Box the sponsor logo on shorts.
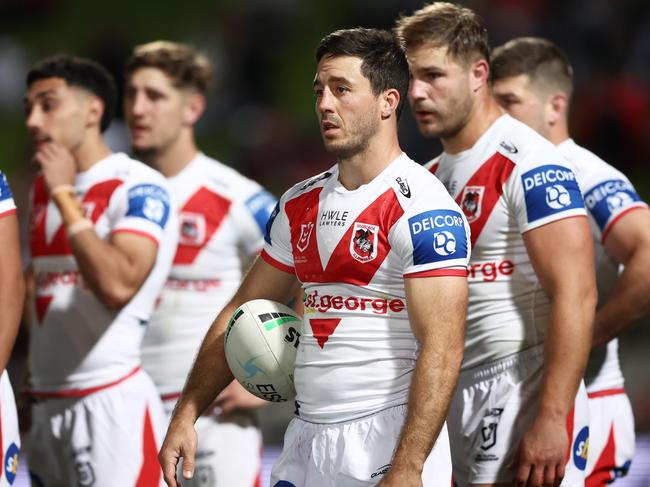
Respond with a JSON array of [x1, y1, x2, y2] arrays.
[[460, 186, 484, 222], [409, 209, 468, 265], [350, 222, 379, 263], [370, 463, 391, 479], [192, 464, 216, 486], [521, 165, 583, 223], [573, 426, 589, 471], [75, 460, 96, 486], [480, 408, 504, 451], [304, 290, 405, 315], [4, 442, 19, 484]]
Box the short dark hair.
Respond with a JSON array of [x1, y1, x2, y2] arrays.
[[124, 41, 213, 94], [27, 55, 117, 132], [394, 2, 489, 65], [491, 37, 573, 97], [315, 28, 409, 119]]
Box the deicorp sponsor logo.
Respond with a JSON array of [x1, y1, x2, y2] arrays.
[[521, 165, 583, 223], [304, 290, 405, 315], [409, 209, 468, 264], [584, 179, 642, 231], [4, 442, 19, 484]]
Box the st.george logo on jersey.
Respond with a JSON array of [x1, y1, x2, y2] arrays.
[[179, 212, 206, 246], [460, 186, 484, 222], [350, 222, 379, 263], [297, 222, 314, 252], [521, 164, 583, 223]]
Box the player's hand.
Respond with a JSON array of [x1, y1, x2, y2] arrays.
[[514, 412, 568, 487], [376, 466, 423, 487], [33, 142, 76, 193], [158, 417, 198, 487], [214, 379, 268, 417]]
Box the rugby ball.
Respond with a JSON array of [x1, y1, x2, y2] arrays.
[[224, 299, 301, 402]]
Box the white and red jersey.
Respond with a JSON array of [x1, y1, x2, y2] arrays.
[[263, 153, 470, 423], [558, 138, 648, 394], [141, 153, 277, 396], [28, 152, 178, 392], [0, 171, 16, 218], [426, 115, 587, 369]]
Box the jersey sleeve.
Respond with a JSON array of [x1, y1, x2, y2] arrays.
[[110, 181, 173, 245], [390, 189, 470, 278], [583, 175, 648, 241], [0, 171, 17, 218], [232, 186, 278, 255], [507, 150, 587, 233], [260, 193, 295, 274]]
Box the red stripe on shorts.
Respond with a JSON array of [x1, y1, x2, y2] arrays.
[[586, 424, 617, 487], [135, 405, 161, 487], [29, 367, 140, 399], [587, 387, 625, 399]]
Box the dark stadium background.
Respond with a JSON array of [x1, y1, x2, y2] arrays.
[[0, 0, 648, 484]]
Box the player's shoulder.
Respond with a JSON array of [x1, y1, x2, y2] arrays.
[[493, 115, 562, 167], [108, 153, 169, 188], [557, 139, 627, 189], [282, 166, 336, 203], [193, 153, 267, 200]]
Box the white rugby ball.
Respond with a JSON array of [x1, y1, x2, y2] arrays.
[[224, 299, 301, 402]]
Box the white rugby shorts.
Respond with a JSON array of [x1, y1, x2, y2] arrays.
[[27, 368, 165, 487], [161, 396, 263, 487], [585, 388, 634, 486], [447, 345, 590, 486], [0, 370, 20, 486], [271, 404, 452, 487]]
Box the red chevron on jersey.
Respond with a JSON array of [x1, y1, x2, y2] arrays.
[[35, 296, 53, 325], [173, 187, 231, 265], [454, 153, 515, 247], [428, 161, 440, 175], [309, 318, 341, 349], [285, 188, 404, 286], [30, 177, 124, 257]]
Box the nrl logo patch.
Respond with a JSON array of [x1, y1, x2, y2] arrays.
[[350, 222, 379, 263], [296, 222, 314, 252], [460, 186, 484, 223]]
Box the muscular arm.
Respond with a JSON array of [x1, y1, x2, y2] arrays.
[[0, 213, 24, 371], [518, 216, 597, 484], [379, 275, 467, 485], [593, 209, 650, 347], [160, 257, 300, 486]]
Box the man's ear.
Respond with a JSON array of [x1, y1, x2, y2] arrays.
[[87, 95, 105, 130], [470, 58, 490, 92], [183, 92, 206, 126], [547, 91, 568, 127], [381, 88, 400, 120]]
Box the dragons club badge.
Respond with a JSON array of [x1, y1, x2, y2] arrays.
[[350, 222, 379, 263], [460, 186, 484, 222]]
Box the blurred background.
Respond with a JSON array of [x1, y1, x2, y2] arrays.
[[1, 0, 649, 483]]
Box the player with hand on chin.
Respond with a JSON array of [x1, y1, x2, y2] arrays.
[[24, 55, 177, 486], [159, 28, 470, 487], [396, 3, 597, 486], [124, 41, 276, 487], [491, 36, 650, 485]]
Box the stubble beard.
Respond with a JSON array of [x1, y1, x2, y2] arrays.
[[323, 108, 380, 160]]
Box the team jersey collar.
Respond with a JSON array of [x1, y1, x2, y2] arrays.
[[167, 152, 203, 184], [441, 114, 510, 165], [331, 152, 409, 195], [75, 152, 121, 186], [557, 138, 576, 151]]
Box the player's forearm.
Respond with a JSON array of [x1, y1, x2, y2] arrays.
[[391, 338, 463, 473], [51, 191, 144, 308], [539, 287, 595, 417], [0, 269, 24, 371], [593, 247, 650, 347], [172, 303, 238, 424]]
